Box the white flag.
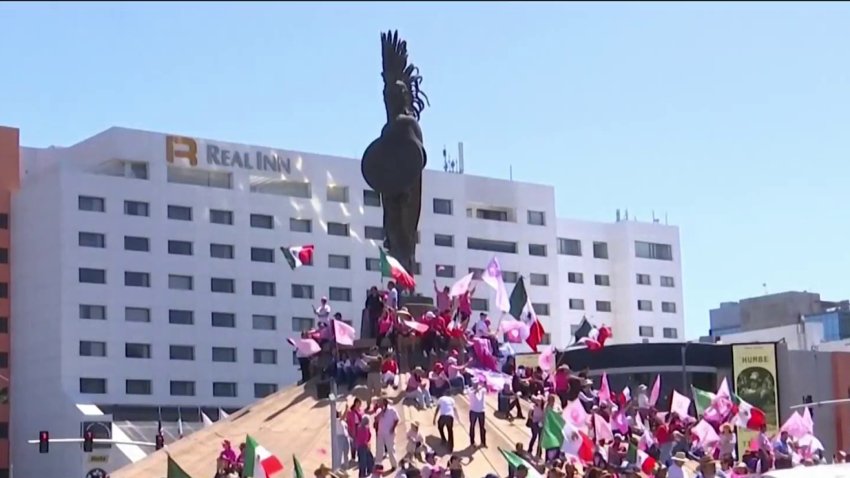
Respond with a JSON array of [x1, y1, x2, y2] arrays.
[[201, 411, 214, 427], [482, 257, 510, 312], [449, 272, 475, 298], [219, 408, 230, 420]]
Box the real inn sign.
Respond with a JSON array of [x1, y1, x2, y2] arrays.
[[166, 135, 292, 174]]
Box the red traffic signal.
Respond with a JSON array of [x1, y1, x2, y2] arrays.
[[155, 433, 164, 450], [39, 430, 49, 453], [83, 430, 94, 452]]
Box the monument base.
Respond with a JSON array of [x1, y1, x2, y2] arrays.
[[400, 294, 434, 318]]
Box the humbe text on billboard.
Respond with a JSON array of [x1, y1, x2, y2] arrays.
[[166, 135, 292, 174]]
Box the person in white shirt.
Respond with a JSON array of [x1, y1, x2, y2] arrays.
[[376, 398, 399, 471], [433, 395, 460, 452], [637, 384, 650, 410], [387, 281, 399, 310], [466, 380, 487, 447], [314, 297, 332, 326], [668, 452, 690, 478]]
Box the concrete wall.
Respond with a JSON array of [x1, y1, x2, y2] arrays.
[[740, 291, 824, 331]]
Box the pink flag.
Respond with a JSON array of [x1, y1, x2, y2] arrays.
[[563, 400, 589, 432], [611, 410, 629, 434], [403, 320, 429, 333], [481, 257, 510, 312], [499, 318, 530, 343], [333, 320, 356, 346], [692, 419, 720, 448], [598, 373, 611, 403], [649, 375, 661, 406], [593, 413, 614, 444], [717, 377, 731, 398], [670, 390, 692, 418], [802, 407, 814, 435], [622, 386, 631, 402], [781, 412, 808, 440], [449, 272, 475, 298], [539, 346, 556, 371]]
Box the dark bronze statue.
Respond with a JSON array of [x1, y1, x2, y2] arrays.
[[362, 30, 429, 285]]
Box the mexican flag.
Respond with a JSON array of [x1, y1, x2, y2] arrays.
[[627, 443, 657, 474], [293, 455, 305, 478], [541, 408, 566, 450], [244, 435, 284, 477], [732, 392, 766, 430], [692, 387, 716, 417], [167, 455, 193, 478], [508, 277, 545, 352], [379, 248, 415, 290], [281, 245, 314, 270], [499, 448, 543, 478]]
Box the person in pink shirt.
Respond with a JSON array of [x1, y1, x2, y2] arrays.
[[346, 398, 364, 461], [457, 285, 476, 327], [433, 280, 453, 313], [553, 365, 571, 407], [355, 415, 375, 478]]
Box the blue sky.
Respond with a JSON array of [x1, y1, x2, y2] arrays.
[[2, 2, 848, 338]]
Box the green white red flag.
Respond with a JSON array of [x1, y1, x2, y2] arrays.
[[244, 435, 284, 477], [281, 245, 314, 270], [732, 392, 766, 430], [379, 248, 415, 290]]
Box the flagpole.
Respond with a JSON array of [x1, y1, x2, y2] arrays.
[[329, 318, 341, 471]]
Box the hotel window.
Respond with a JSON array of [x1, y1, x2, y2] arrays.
[[169, 345, 195, 361], [635, 241, 673, 261], [433, 198, 453, 215], [593, 242, 609, 259], [125, 271, 150, 287], [125, 343, 152, 359], [252, 315, 277, 330], [502, 271, 519, 283], [434, 234, 454, 247], [124, 236, 150, 252], [212, 312, 236, 328], [594, 274, 610, 286], [169, 309, 194, 325], [637, 300, 653, 311], [213, 382, 238, 397], [210, 243, 234, 259], [568, 299, 585, 310], [211, 278, 235, 293], [210, 209, 233, 225], [557, 238, 581, 256], [0, 213, 7, 229], [79, 341, 107, 357], [255, 383, 278, 398], [528, 244, 547, 257], [596, 301, 612, 312], [468, 268, 484, 280], [541, 333, 552, 345], [532, 303, 550, 316], [662, 302, 677, 313], [292, 317, 314, 332], [363, 190, 381, 207], [529, 273, 548, 286], [254, 349, 277, 364], [660, 276, 676, 288], [252, 281, 276, 297], [124, 200, 149, 217], [290, 218, 312, 233], [636, 274, 651, 285], [328, 254, 351, 270], [80, 378, 107, 394], [567, 272, 584, 284], [170, 381, 195, 397], [436, 265, 455, 278], [125, 307, 150, 323], [78, 196, 105, 212], [327, 222, 350, 237], [365, 258, 381, 271], [250, 213, 274, 229], [251, 247, 275, 263], [467, 237, 517, 254], [212, 347, 237, 363], [78, 232, 105, 248], [527, 210, 546, 226], [79, 268, 106, 284], [80, 304, 106, 320], [364, 226, 384, 240], [126, 379, 152, 395], [0, 283, 5, 299], [327, 185, 349, 203], [663, 327, 679, 339], [168, 240, 193, 256], [329, 287, 352, 302], [167, 205, 193, 221], [639, 326, 654, 338], [168, 274, 193, 291], [0, 317, 7, 333], [470, 298, 489, 311], [292, 284, 314, 299]]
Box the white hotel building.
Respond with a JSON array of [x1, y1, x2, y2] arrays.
[[3, 126, 683, 476]]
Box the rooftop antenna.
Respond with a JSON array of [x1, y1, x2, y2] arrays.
[[624, 209, 629, 221], [457, 142, 465, 174], [442, 145, 448, 172], [763, 283, 768, 295], [509, 165, 513, 181], [665, 212, 668, 225], [652, 210, 659, 223], [616, 209, 621, 222]]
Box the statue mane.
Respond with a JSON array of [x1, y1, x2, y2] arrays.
[[381, 30, 429, 121]]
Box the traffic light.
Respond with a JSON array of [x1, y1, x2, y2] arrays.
[[155, 433, 164, 450], [83, 430, 94, 452], [38, 430, 49, 453]]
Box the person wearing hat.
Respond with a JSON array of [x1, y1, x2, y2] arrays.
[[717, 424, 735, 461], [729, 462, 748, 478], [315, 464, 341, 478], [637, 384, 650, 410], [695, 455, 722, 478], [668, 452, 690, 478], [313, 296, 332, 327]]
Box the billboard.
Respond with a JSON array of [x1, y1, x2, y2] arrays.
[[732, 343, 779, 456]]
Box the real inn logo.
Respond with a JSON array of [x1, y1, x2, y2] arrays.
[[165, 135, 292, 173]]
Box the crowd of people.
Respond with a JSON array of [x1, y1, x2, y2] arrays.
[[283, 281, 847, 478]]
